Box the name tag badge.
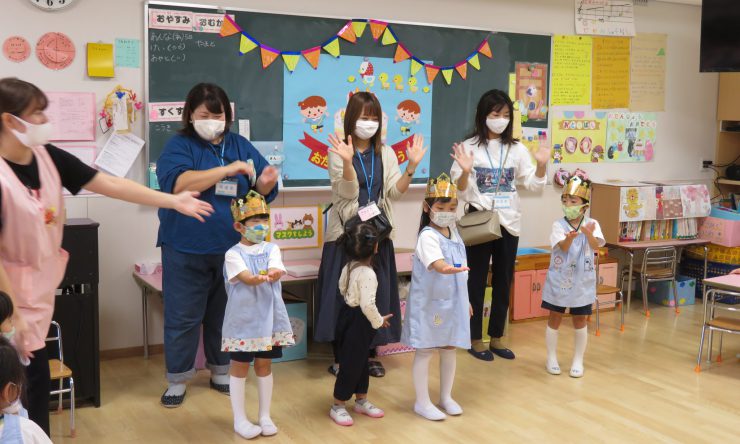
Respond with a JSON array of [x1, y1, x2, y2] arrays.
[[215, 179, 238, 197], [358, 202, 381, 221], [492, 194, 512, 210]]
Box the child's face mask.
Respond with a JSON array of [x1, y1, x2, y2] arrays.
[[562, 204, 586, 220], [242, 224, 268, 243]]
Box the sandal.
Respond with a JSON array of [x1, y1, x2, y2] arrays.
[[368, 360, 385, 378], [160, 388, 186, 408]]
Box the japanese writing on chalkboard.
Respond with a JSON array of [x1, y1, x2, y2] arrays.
[[149, 102, 236, 123], [149, 9, 234, 33]]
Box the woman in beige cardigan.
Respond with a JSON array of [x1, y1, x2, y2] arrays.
[[315, 92, 426, 377]]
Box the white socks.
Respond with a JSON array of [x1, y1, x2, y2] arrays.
[[412, 349, 445, 421], [165, 383, 186, 397], [571, 327, 588, 378], [545, 326, 561, 375], [257, 374, 277, 436], [229, 376, 261, 439], [438, 349, 462, 416]]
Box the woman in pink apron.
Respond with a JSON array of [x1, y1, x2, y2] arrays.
[[0, 77, 213, 436]]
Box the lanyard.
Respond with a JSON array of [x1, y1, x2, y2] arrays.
[[484, 142, 505, 184], [356, 148, 375, 203], [208, 138, 227, 167], [566, 216, 584, 232]]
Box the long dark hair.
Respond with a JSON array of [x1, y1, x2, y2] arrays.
[[0, 78, 48, 132], [418, 197, 453, 233], [466, 89, 518, 147], [339, 222, 378, 262], [343, 92, 383, 155], [0, 336, 25, 405], [0, 291, 12, 323], [179, 83, 232, 139]]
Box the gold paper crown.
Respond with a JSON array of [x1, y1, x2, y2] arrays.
[[231, 190, 269, 222], [562, 176, 591, 202], [425, 173, 457, 199]]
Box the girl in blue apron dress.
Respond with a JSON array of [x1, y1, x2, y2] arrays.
[[0, 337, 51, 443], [541, 177, 604, 378], [401, 174, 472, 421], [222, 191, 294, 439]]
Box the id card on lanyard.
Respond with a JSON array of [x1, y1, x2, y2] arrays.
[[484, 143, 512, 210], [356, 149, 381, 220], [211, 139, 238, 197]]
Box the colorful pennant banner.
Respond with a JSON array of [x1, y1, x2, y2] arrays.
[[219, 15, 493, 86]]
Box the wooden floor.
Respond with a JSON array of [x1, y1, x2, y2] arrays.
[[49, 303, 739, 443]]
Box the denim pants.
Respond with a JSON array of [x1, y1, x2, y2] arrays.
[[161, 245, 230, 383]]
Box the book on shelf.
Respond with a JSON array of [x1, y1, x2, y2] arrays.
[[618, 218, 699, 242]]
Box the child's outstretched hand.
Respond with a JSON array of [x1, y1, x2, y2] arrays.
[[267, 268, 285, 282], [440, 264, 470, 274], [381, 313, 393, 328], [580, 221, 596, 237]]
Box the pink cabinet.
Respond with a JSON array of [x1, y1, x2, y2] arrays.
[[512, 270, 535, 321]]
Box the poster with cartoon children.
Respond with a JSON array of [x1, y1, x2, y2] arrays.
[[282, 55, 433, 182], [269, 206, 322, 249], [605, 112, 657, 163]]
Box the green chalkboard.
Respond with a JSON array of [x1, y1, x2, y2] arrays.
[[146, 2, 550, 188]]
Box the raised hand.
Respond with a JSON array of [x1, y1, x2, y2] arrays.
[[450, 142, 474, 173], [580, 221, 596, 237], [406, 133, 428, 167], [328, 132, 355, 162], [172, 191, 214, 222], [533, 141, 551, 167], [257, 165, 279, 189]]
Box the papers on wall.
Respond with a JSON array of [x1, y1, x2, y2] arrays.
[[87, 43, 115, 77], [630, 33, 667, 112], [575, 0, 636, 37], [115, 38, 141, 68], [551, 35, 592, 106], [45, 92, 96, 142], [592, 37, 630, 109], [94, 132, 145, 177]]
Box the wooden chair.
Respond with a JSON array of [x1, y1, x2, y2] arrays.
[[594, 251, 624, 336], [696, 288, 740, 372], [47, 320, 76, 438], [621, 246, 679, 317]]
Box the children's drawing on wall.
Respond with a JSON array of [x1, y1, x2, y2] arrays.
[[514, 62, 548, 122], [283, 55, 433, 181], [605, 112, 657, 163], [680, 184, 711, 218], [620, 187, 647, 221], [550, 108, 607, 163]]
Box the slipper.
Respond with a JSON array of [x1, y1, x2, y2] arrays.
[[490, 347, 515, 360], [368, 360, 385, 377], [467, 348, 494, 361]]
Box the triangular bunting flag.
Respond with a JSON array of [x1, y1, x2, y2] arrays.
[[337, 21, 357, 43], [478, 39, 493, 58], [369, 20, 388, 41], [657, 48, 665, 56], [425, 65, 440, 84], [322, 37, 341, 58], [351, 20, 367, 38], [455, 62, 467, 80], [381, 27, 397, 46], [219, 15, 241, 37], [393, 44, 411, 63], [410, 57, 424, 76], [239, 33, 259, 55], [441, 67, 454, 85], [282, 52, 300, 72], [468, 53, 481, 70], [302, 46, 321, 69], [260, 46, 280, 69]]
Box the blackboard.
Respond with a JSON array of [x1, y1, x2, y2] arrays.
[[146, 1, 551, 188]]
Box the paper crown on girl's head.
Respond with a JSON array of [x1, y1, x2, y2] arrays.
[[425, 173, 457, 199], [562, 176, 591, 202], [231, 190, 269, 222]]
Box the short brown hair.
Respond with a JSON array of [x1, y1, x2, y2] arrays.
[[397, 99, 420, 114], [343, 92, 383, 155], [0, 78, 48, 131], [298, 95, 326, 109], [180, 83, 232, 139]]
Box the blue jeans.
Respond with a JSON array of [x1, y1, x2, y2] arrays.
[[161, 245, 230, 383]]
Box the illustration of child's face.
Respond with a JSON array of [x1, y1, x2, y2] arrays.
[[301, 106, 326, 119], [397, 108, 419, 123]]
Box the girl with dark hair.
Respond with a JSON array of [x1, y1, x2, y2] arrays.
[[402, 174, 471, 421], [0, 77, 212, 434], [450, 89, 550, 362], [330, 223, 392, 426], [316, 92, 426, 378], [156, 83, 280, 407]]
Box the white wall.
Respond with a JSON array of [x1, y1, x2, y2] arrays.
[[1, 0, 716, 351]]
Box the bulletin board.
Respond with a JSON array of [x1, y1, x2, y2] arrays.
[[145, 1, 551, 189]]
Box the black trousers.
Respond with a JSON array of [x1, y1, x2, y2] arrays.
[[333, 304, 377, 401], [25, 345, 51, 436], [466, 227, 519, 340]]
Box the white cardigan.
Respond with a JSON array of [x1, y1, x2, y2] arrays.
[[325, 145, 404, 242]]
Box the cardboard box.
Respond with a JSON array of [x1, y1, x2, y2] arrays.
[[699, 216, 740, 247]]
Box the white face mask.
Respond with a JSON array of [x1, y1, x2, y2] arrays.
[[354, 120, 379, 140], [486, 117, 510, 135], [10, 115, 53, 147], [192, 119, 225, 141], [430, 211, 457, 228]]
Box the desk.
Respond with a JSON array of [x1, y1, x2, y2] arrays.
[[606, 239, 709, 311], [698, 274, 740, 366], [133, 252, 413, 358]]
